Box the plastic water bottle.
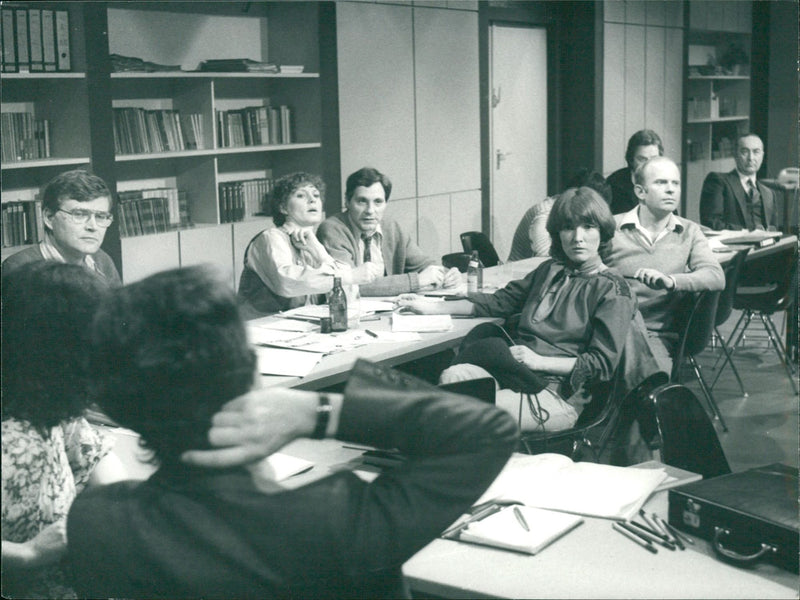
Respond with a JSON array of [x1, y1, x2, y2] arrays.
[[329, 276, 348, 331], [467, 250, 483, 293]]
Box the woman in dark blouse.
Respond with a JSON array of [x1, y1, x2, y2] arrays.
[[397, 187, 637, 432]]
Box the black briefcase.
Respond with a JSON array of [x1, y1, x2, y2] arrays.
[[668, 463, 799, 573]]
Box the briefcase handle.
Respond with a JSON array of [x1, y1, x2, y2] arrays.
[[713, 526, 778, 566]]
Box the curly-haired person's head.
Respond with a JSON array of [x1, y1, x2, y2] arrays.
[[2, 262, 110, 429], [90, 265, 256, 467], [270, 172, 326, 227]]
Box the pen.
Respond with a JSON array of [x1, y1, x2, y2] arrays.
[[639, 509, 663, 535], [663, 520, 695, 545], [653, 515, 685, 550], [625, 521, 676, 550], [513, 506, 530, 531], [612, 522, 658, 554], [441, 503, 501, 538], [360, 315, 381, 322], [364, 329, 379, 338]]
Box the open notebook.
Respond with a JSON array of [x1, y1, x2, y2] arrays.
[[459, 505, 583, 555], [475, 453, 667, 521]]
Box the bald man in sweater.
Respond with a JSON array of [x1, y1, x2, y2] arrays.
[[603, 156, 724, 371]]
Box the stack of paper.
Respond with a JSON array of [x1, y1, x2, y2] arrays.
[[476, 453, 667, 521], [459, 505, 583, 555]]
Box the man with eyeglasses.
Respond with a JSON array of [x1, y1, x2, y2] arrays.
[[2, 170, 121, 284]]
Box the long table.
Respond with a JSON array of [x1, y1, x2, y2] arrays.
[[257, 258, 545, 390]]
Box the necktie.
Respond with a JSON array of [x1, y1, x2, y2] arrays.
[[361, 233, 373, 263], [747, 179, 764, 230]]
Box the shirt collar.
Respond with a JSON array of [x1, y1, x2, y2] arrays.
[[737, 170, 756, 189], [619, 206, 684, 234], [40, 230, 99, 272]]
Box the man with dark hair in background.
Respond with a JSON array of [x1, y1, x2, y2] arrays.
[[606, 130, 664, 215]]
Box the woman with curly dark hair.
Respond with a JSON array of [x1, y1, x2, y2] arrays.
[[237, 172, 379, 318], [1, 262, 126, 599]]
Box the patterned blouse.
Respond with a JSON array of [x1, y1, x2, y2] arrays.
[[2, 416, 112, 599]]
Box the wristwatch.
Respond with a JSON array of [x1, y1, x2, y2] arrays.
[[312, 392, 332, 439]]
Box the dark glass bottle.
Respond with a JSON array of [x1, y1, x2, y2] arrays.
[[329, 276, 348, 332]]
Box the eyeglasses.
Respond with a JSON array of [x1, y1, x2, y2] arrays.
[[57, 208, 114, 227]]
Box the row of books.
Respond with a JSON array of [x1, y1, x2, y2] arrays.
[[2, 200, 43, 247], [2, 111, 51, 163], [117, 187, 191, 238], [1, 7, 71, 73], [216, 105, 292, 148], [219, 177, 274, 224], [113, 108, 205, 155]]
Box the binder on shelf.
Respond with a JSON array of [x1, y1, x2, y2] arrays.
[[2, 8, 18, 72], [55, 10, 70, 71], [27, 8, 43, 72], [15, 9, 29, 72], [40, 9, 56, 72]]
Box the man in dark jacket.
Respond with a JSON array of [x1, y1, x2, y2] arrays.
[[699, 133, 778, 231], [67, 265, 517, 600]]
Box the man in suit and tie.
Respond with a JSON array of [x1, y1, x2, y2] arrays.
[[699, 133, 778, 231]]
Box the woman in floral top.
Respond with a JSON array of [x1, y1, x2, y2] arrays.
[[1, 262, 126, 599]]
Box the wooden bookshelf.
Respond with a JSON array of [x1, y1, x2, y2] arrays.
[[1, 1, 339, 286], [682, 0, 752, 222]]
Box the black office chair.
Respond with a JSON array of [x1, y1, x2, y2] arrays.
[[708, 248, 750, 396], [460, 231, 501, 267], [439, 378, 496, 404], [646, 382, 732, 479], [671, 290, 727, 432], [441, 252, 471, 273], [518, 370, 668, 462], [722, 242, 798, 394]]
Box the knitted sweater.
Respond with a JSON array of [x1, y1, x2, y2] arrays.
[[317, 213, 435, 296], [603, 208, 724, 331]]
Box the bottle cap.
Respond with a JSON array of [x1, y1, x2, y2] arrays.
[[320, 317, 332, 333]]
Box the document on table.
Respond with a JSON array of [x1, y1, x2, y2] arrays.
[[258, 330, 373, 354], [254, 346, 322, 376], [459, 505, 583, 555], [249, 316, 317, 332], [476, 453, 667, 521]]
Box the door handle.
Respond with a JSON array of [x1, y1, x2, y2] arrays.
[[496, 149, 512, 170]]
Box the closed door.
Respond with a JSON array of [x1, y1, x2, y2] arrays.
[[490, 25, 548, 261]]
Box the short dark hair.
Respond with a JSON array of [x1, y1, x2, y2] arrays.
[[1, 262, 110, 429], [546, 187, 617, 264], [345, 167, 392, 203], [42, 169, 113, 215], [270, 172, 326, 227], [566, 168, 612, 205], [90, 266, 256, 466], [624, 130, 664, 169]]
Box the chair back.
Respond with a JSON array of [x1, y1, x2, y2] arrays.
[[716, 249, 750, 327], [646, 382, 731, 478], [439, 378, 496, 404], [671, 290, 721, 381], [734, 243, 797, 314], [441, 252, 471, 273], [460, 231, 501, 267]]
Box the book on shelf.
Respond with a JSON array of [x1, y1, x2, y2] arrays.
[[15, 9, 29, 73], [1, 200, 43, 248], [117, 187, 189, 238], [278, 65, 305, 74], [197, 58, 278, 73], [218, 177, 272, 223], [113, 108, 197, 155], [41, 9, 56, 72], [54, 9, 70, 71], [2, 8, 18, 72], [1, 112, 52, 162], [27, 8, 43, 72]]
